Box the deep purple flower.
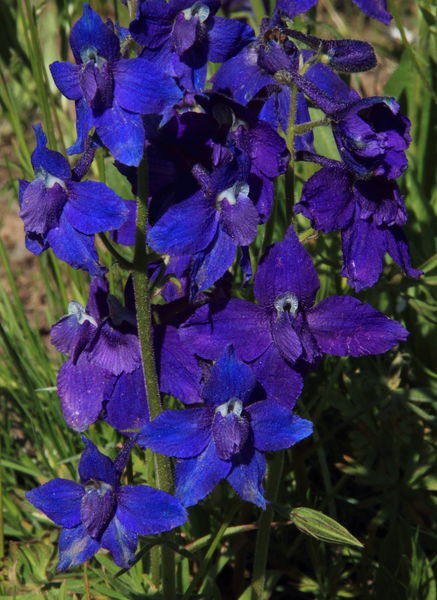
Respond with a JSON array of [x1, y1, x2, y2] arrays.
[[296, 164, 422, 290], [130, 0, 254, 92], [332, 97, 411, 179], [276, 0, 392, 24], [26, 439, 187, 570], [51, 276, 202, 431], [50, 3, 183, 165], [138, 346, 312, 508], [19, 125, 127, 275], [180, 226, 409, 405]]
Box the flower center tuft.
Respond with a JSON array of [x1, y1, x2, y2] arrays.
[[274, 292, 299, 317]]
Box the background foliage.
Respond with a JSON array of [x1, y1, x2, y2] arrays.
[[0, 0, 436, 598]]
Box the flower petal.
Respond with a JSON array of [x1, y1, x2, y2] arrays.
[[94, 103, 145, 167], [307, 295, 409, 356], [46, 212, 104, 275], [180, 299, 272, 362], [255, 226, 319, 309], [64, 181, 128, 234], [117, 485, 187, 534], [26, 479, 83, 527], [50, 61, 82, 100], [250, 344, 304, 408], [113, 58, 182, 115], [57, 523, 101, 571], [227, 447, 266, 509], [248, 402, 313, 451], [105, 369, 149, 433], [57, 357, 111, 432], [78, 438, 119, 487], [88, 320, 141, 376], [202, 345, 256, 406], [148, 192, 217, 256], [175, 439, 231, 507], [101, 516, 138, 568], [137, 407, 213, 458], [69, 3, 120, 64]]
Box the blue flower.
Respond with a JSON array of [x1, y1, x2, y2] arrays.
[[49, 3, 183, 165], [130, 0, 254, 93], [138, 346, 313, 508], [19, 125, 128, 275], [276, 0, 392, 24], [51, 276, 202, 432], [26, 439, 187, 570], [180, 226, 409, 405], [295, 162, 422, 290]]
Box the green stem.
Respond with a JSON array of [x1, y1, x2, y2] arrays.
[[284, 83, 298, 225], [294, 118, 330, 134], [132, 154, 175, 600], [251, 451, 285, 600], [98, 233, 134, 270]]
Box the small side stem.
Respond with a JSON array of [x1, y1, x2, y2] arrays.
[[98, 233, 134, 270], [132, 154, 175, 600], [251, 451, 285, 600]]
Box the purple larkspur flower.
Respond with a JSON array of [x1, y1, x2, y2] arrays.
[[51, 276, 202, 432], [180, 226, 409, 405], [19, 125, 127, 275], [26, 439, 187, 570], [148, 148, 259, 294], [130, 0, 254, 92], [276, 0, 392, 24], [332, 97, 411, 179], [138, 346, 312, 508], [295, 162, 422, 290], [49, 3, 183, 165]]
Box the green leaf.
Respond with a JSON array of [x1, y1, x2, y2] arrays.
[[290, 507, 364, 548]]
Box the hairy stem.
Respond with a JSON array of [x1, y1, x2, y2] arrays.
[[132, 154, 175, 600], [284, 83, 298, 225]]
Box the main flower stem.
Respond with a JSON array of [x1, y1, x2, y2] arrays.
[[132, 153, 176, 600], [251, 451, 285, 600], [285, 83, 298, 226]]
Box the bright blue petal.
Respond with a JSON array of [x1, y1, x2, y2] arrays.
[[137, 407, 213, 458], [192, 226, 236, 293], [68, 97, 94, 156], [50, 61, 82, 100], [57, 523, 101, 571], [175, 439, 231, 507], [101, 516, 138, 568], [117, 485, 187, 534], [227, 448, 266, 509], [94, 103, 145, 167], [69, 3, 120, 64], [105, 369, 149, 433], [113, 58, 182, 115], [78, 438, 119, 487], [208, 17, 255, 63], [46, 212, 105, 275], [248, 402, 313, 451], [64, 180, 128, 234], [149, 191, 217, 255], [31, 124, 71, 179], [26, 479, 83, 527], [202, 345, 256, 407]]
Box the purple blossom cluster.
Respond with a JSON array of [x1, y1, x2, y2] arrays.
[[23, 0, 420, 572]]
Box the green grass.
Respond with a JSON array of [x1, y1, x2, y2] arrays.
[[0, 0, 436, 598]]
